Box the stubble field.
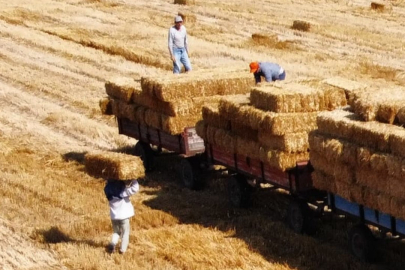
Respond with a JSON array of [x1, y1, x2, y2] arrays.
[[1, 0, 405, 269]]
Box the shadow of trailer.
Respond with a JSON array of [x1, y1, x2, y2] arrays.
[[328, 193, 405, 262], [206, 143, 326, 234], [117, 117, 206, 189]]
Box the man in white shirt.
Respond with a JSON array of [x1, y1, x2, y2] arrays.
[[104, 179, 139, 254], [168, 16, 192, 74]]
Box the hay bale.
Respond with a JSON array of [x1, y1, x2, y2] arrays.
[[258, 131, 309, 153], [231, 120, 258, 141], [312, 170, 337, 194], [260, 111, 318, 135], [195, 120, 207, 139], [202, 105, 230, 130], [397, 107, 405, 125], [352, 88, 405, 123], [174, 0, 195, 5], [259, 147, 309, 171], [161, 113, 201, 135], [310, 151, 355, 184], [85, 151, 145, 180], [105, 77, 140, 103], [308, 131, 357, 165], [321, 77, 367, 106], [99, 97, 113, 115], [317, 109, 405, 155], [141, 70, 254, 102], [251, 33, 278, 46], [371, 2, 385, 11], [113, 99, 138, 122], [291, 20, 311, 32], [235, 136, 261, 160], [144, 109, 162, 130], [250, 82, 346, 113], [214, 128, 236, 153], [178, 12, 197, 24]]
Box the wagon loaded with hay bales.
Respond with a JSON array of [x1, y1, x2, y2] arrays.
[[197, 81, 348, 233], [101, 70, 255, 188], [308, 87, 405, 261]]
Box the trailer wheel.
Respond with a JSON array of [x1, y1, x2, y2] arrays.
[[228, 175, 251, 208], [134, 141, 154, 172], [348, 224, 376, 262], [178, 158, 197, 190], [287, 199, 311, 234]]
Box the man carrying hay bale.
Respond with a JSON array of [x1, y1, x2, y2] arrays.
[[84, 151, 144, 254], [168, 15, 192, 74], [249, 61, 286, 85], [104, 179, 139, 254]]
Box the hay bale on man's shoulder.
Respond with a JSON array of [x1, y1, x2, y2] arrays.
[[85, 151, 145, 180], [105, 77, 140, 103]]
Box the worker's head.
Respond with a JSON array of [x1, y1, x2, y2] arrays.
[[174, 15, 183, 29], [249, 62, 259, 73]]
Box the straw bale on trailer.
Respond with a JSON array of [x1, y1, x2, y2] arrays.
[[144, 109, 162, 130], [258, 131, 309, 153], [85, 151, 145, 180], [161, 113, 201, 135], [195, 120, 207, 139], [231, 120, 258, 141], [105, 77, 139, 103], [397, 107, 405, 126], [99, 97, 113, 115], [141, 71, 254, 102], [322, 77, 367, 106], [135, 106, 147, 125], [214, 128, 236, 153], [312, 170, 337, 194], [260, 111, 318, 135], [352, 88, 405, 123], [308, 131, 357, 165], [309, 151, 355, 184], [218, 94, 250, 117], [113, 99, 138, 122], [206, 125, 218, 145], [235, 137, 261, 160], [259, 147, 309, 171], [317, 109, 405, 155], [202, 105, 230, 130], [250, 83, 346, 113]]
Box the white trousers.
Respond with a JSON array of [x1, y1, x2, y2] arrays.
[[110, 218, 130, 253]]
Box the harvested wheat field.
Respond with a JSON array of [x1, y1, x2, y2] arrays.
[[1, 0, 405, 269]]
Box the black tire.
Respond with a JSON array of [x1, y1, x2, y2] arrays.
[[178, 158, 197, 190], [228, 174, 251, 208], [134, 141, 154, 172], [287, 199, 312, 234], [348, 224, 376, 262]]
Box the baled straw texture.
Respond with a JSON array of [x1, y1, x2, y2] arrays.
[[397, 107, 405, 126], [316, 109, 405, 156], [250, 83, 346, 113], [321, 77, 367, 106], [85, 151, 145, 180], [105, 77, 140, 103], [202, 105, 230, 130], [99, 97, 113, 115], [352, 88, 405, 124], [292, 20, 311, 32], [259, 147, 309, 171], [141, 70, 254, 102], [258, 131, 309, 153]]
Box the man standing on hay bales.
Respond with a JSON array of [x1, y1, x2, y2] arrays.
[[104, 179, 139, 254], [249, 61, 286, 84], [168, 15, 192, 74]]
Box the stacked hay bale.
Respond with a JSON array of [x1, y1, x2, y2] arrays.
[[309, 87, 405, 219], [101, 70, 254, 135], [197, 81, 347, 171], [85, 151, 145, 180]]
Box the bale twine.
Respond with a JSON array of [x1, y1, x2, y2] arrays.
[[85, 151, 145, 180]]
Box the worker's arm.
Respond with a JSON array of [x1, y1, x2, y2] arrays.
[[168, 28, 175, 61], [120, 180, 139, 197]]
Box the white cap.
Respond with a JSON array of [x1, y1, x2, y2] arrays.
[[175, 15, 183, 23]]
